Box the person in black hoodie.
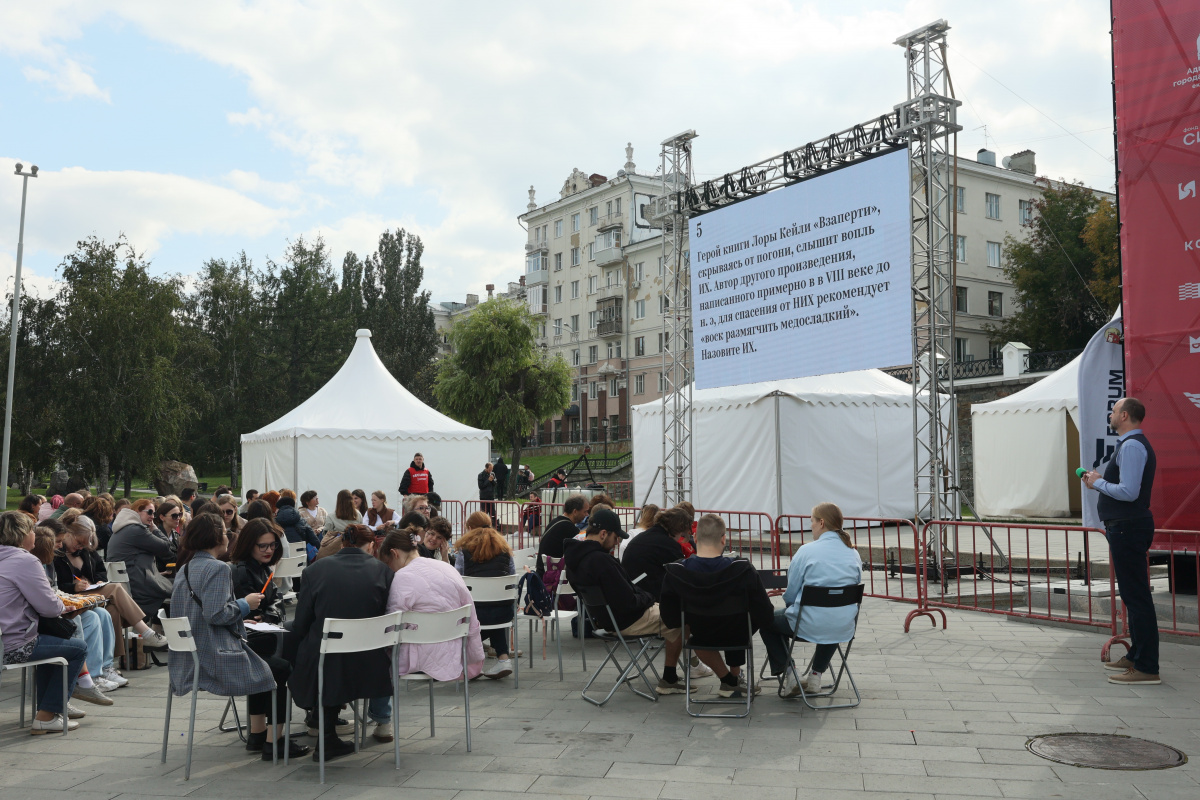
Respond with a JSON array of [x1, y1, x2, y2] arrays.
[[398, 453, 434, 497], [660, 514, 792, 699], [563, 509, 688, 695], [492, 458, 509, 501], [536, 493, 588, 574], [477, 462, 498, 524], [620, 507, 690, 601], [275, 491, 321, 558]]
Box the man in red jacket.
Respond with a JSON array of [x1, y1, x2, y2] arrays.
[[399, 453, 433, 496]]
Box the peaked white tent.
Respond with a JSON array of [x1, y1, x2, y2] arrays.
[[241, 330, 490, 507], [971, 355, 1082, 518], [632, 370, 940, 519]]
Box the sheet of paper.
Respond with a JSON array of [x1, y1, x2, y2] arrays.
[[85, 582, 107, 590], [244, 621, 286, 633]]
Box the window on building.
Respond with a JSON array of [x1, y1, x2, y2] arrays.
[[571, 280, 579, 298], [955, 186, 965, 213], [659, 332, 670, 352], [986, 241, 1002, 268], [606, 342, 614, 360], [956, 235, 967, 263], [658, 372, 666, 392], [634, 262, 644, 282], [605, 269, 618, 287], [571, 247, 580, 266], [660, 295, 670, 314], [588, 243, 594, 261], [634, 299, 646, 319], [635, 373, 645, 394], [634, 336, 645, 357], [955, 337, 970, 362], [1019, 199, 1033, 224], [588, 310, 597, 329], [571, 383, 578, 402], [588, 345, 598, 363], [554, 252, 562, 271], [588, 276, 597, 294], [571, 213, 580, 232], [657, 256, 664, 275], [985, 192, 1001, 220], [541, 224, 548, 241], [595, 229, 621, 251], [614, 197, 621, 214], [989, 342, 1003, 362], [988, 291, 1003, 317], [533, 226, 541, 244], [554, 285, 562, 303], [567, 315, 577, 335], [553, 318, 562, 336], [955, 286, 968, 314], [589, 381, 598, 399], [554, 219, 562, 238], [572, 349, 580, 366], [589, 207, 599, 225], [605, 200, 612, 216], [609, 379, 619, 397]]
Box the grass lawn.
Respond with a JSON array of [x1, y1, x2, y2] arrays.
[[513, 451, 629, 481]]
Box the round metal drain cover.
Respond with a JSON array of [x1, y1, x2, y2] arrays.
[[1027, 733, 1186, 770]]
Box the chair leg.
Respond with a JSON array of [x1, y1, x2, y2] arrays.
[[554, 617, 564, 681], [428, 681, 435, 738], [318, 672, 325, 785], [352, 699, 360, 754], [528, 619, 535, 670], [19, 668, 26, 729], [161, 690, 172, 763], [283, 688, 292, 766], [392, 683, 401, 770], [61, 663, 68, 735], [270, 689, 278, 765], [512, 621, 519, 690], [218, 696, 248, 741], [185, 685, 198, 781], [462, 639, 471, 753]]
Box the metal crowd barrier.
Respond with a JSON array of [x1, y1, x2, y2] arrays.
[[1102, 529, 1200, 662]]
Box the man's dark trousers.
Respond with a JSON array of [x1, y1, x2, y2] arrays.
[[1106, 518, 1158, 675]]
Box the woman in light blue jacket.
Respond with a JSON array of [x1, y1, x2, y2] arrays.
[[777, 502, 862, 697]]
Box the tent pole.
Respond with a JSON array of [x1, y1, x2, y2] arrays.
[[293, 434, 299, 490], [774, 393, 783, 521]]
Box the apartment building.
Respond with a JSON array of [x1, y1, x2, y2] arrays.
[[432, 280, 528, 357], [516, 144, 1110, 442]]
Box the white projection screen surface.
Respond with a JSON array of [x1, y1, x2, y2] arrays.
[[690, 148, 913, 390]]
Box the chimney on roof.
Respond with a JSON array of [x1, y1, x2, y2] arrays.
[[1005, 150, 1036, 175], [466, 293, 478, 306], [518, 275, 526, 286], [977, 148, 996, 167], [486, 284, 494, 300]]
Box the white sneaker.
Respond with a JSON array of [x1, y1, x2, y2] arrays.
[[372, 722, 394, 742], [101, 668, 128, 688], [94, 677, 120, 693], [140, 630, 169, 651], [65, 703, 86, 720], [780, 667, 802, 698], [687, 660, 715, 679], [803, 670, 824, 694], [483, 658, 513, 679], [71, 685, 112, 706], [31, 714, 79, 734]]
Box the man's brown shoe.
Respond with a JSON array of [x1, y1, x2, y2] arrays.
[[1102, 656, 1134, 672], [1107, 668, 1161, 685]]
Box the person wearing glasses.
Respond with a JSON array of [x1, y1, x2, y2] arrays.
[[153, 500, 185, 573], [106, 499, 176, 626], [213, 495, 245, 540]]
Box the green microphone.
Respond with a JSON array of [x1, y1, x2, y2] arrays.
[[1075, 467, 1087, 478]]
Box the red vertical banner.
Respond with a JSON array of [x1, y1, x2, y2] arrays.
[[1113, 0, 1200, 530]]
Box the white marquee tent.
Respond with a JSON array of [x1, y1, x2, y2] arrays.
[[241, 330, 490, 506], [631, 369, 940, 519], [971, 355, 1082, 518]]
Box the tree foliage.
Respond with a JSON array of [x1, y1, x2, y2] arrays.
[[1081, 197, 1121, 311], [988, 181, 1119, 351], [434, 299, 571, 496]]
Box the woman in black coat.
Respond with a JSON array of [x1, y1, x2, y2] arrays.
[[477, 462, 498, 525], [284, 524, 393, 761]]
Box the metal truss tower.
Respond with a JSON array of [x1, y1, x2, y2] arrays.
[[658, 130, 697, 506], [894, 21, 962, 528]]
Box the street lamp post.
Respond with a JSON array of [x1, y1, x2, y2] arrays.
[[2, 163, 37, 508]]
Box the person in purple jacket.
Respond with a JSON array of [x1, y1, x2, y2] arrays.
[[0, 511, 89, 734]]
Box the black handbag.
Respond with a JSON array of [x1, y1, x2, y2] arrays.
[[37, 615, 77, 639]]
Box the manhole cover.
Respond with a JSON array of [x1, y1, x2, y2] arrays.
[[1027, 733, 1187, 770]]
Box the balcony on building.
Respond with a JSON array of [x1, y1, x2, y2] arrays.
[[596, 211, 624, 231], [596, 297, 623, 338], [594, 244, 623, 267], [597, 280, 625, 301], [525, 251, 549, 285]]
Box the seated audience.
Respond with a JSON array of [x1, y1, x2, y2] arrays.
[[153, 499, 185, 572], [363, 490, 397, 532], [285, 524, 394, 761], [169, 512, 309, 760], [625, 504, 660, 548], [238, 489, 260, 515], [0, 511, 90, 734], [620, 507, 690, 600], [563, 509, 688, 695], [520, 491, 542, 538], [401, 494, 433, 518], [418, 517, 455, 565], [18, 494, 42, 521], [213, 494, 246, 541], [315, 489, 360, 561], [81, 495, 115, 555], [298, 490, 327, 534], [536, 493, 588, 574], [106, 500, 176, 624], [455, 518, 515, 679], [243, 499, 275, 524], [275, 490, 321, 559], [50, 492, 83, 520]]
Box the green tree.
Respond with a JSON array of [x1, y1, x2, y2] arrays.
[[988, 181, 1117, 351], [0, 291, 65, 492], [1081, 197, 1121, 310], [435, 299, 571, 497], [53, 236, 194, 495]]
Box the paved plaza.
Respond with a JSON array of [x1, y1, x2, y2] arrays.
[[2, 598, 1198, 800]]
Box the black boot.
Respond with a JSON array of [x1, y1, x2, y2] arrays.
[[312, 736, 356, 762], [262, 736, 310, 761], [245, 730, 267, 752]]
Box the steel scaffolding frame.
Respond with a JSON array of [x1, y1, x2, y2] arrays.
[[658, 130, 697, 506], [894, 20, 962, 528]]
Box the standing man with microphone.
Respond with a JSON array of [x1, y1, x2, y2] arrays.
[[1082, 397, 1160, 685]]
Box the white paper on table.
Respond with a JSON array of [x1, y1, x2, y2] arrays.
[[244, 621, 287, 633], [85, 582, 107, 590]]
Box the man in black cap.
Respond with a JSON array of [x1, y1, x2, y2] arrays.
[[563, 508, 689, 695]]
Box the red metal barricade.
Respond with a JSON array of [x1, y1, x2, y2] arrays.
[[690, 509, 775, 572], [774, 515, 924, 614], [463, 500, 531, 549], [915, 520, 1115, 635], [1103, 529, 1200, 662], [438, 499, 465, 536]]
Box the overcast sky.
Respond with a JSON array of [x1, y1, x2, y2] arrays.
[[0, 0, 1116, 303]]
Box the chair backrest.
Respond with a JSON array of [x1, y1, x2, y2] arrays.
[[398, 605, 471, 645], [157, 612, 198, 653], [555, 576, 577, 598], [799, 584, 865, 608], [573, 583, 619, 630], [663, 564, 752, 618], [757, 570, 788, 592], [513, 546, 538, 562], [288, 541, 307, 559], [319, 612, 403, 655], [463, 575, 519, 603], [104, 561, 129, 584], [272, 555, 306, 580]]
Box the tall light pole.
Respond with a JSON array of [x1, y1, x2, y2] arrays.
[[3, 163, 37, 508]]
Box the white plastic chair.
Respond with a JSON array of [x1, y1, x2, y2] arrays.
[[103, 560, 140, 663], [284, 612, 403, 784], [396, 605, 473, 751], [0, 624, 70, 735], [288, 541, 307, 559], [463, 576, 520, 689], [512, 547, 538, 571], [273, 555, 307, 604], [158, 611, 277, 780], [515, 573, 583, 681]]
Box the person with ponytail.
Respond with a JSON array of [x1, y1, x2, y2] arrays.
[[774, 502, 863, 698]]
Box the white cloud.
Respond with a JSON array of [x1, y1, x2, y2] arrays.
[[21, 59, 110, 102]]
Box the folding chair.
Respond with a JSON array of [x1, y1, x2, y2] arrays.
[[0, 624, 70, 734], [158, 612, 277, 780], [781, 584, 864, 710], [574, 584, 663, 706], [664, 564, 756, 719], [103, 560, 141, 667], [395, 605, 473, 751], [287, 541, 307, 559], [515, 575, 584, 681], [284, 611, 403, 784], [512, 547, 538, 572], [464, 576, 520, 688], [273, 555, 307, 605]]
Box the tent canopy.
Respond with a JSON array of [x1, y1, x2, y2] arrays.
[[971, 355, 1082, 518], [634, 368, 917, 413], [241, 330, 489, 506]]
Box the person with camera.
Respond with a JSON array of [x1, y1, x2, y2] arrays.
[[478, 462, 498, 526]]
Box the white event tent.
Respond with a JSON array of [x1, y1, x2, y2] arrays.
[[971, 355, 1082, 518], [241, 329, 490, 506], [631, 369, 939, 519]]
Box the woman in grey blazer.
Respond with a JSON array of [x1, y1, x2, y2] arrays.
[[169, 512, 310, 761]]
